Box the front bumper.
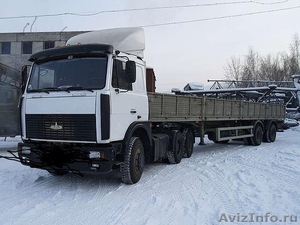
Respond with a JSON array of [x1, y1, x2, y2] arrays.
[[18, 142, 116, 174]]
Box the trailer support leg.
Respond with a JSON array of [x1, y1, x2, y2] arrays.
[[198, 125, 206, 145]]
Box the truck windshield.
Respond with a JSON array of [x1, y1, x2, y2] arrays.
[[27, 57, 107, 92]]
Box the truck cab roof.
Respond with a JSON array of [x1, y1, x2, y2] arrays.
[[67, 27, 145, 59]]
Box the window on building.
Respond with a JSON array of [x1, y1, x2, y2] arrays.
[[44, 41, 55, 49], [1, 42, 11, 54], [22, 41, 32, 54]]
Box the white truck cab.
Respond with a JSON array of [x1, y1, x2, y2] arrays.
[[18, 28, 152, 183]]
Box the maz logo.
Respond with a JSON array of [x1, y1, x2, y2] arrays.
[[50, 122, 63, 130]]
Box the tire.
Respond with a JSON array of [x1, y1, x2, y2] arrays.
[[167, 130, 184, 164], [182, 128, 194, 158], [266, 123, 277, 142], [251, 124, 263, 146], [121, 137, 145, 184]]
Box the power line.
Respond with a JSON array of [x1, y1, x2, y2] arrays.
[[0, 0, 290, 20], [142, 5, 300, 28]]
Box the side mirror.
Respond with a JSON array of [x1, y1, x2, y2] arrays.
[[125, 61, 136, 83]]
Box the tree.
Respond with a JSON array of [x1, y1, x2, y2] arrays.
[[224, 33, 300, 82], [241, 47, 260, 81], [289, 34, 300, 75], [224, 56, 242, 80]]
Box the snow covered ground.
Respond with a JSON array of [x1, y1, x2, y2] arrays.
[[0, 128, 299, 225]]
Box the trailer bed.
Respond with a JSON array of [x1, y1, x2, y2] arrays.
[[148, 93, 285, 122]]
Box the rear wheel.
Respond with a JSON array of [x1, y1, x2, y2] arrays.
[[267, 123, 277, 142], [251, 124, 263, 146], [121, 137, 145, 184], [167, 130, 184, 164], [182, 128, 194, 158]]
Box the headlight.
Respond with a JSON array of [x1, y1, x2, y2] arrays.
[[89, 151, 100, 159], [21, 146, 31, 154]]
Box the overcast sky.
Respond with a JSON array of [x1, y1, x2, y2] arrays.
[[1, 0, 299, 92]]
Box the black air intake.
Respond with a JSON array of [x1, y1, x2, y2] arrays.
[[26, 114, 96, 141]]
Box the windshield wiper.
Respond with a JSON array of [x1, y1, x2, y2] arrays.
[[64, 86, 94, 92], [44, 87, 71, 93], [29, 86, 94, 93]]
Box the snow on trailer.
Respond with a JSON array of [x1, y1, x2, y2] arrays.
[[0, 27, 286, 185]]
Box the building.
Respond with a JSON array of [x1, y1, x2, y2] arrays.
[[0, 31, 85, 137], [0, 31, 85, 72]]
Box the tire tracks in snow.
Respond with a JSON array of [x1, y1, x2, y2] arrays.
[[1, 132, 299, 225]]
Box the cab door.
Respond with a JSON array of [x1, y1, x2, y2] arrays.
[[110, 59, 148, 142]]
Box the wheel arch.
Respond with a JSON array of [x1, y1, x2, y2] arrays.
[[123, 122, 152, 161]]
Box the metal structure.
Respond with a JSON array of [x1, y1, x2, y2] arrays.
[[208, 79, 294, 89], [0, 63, 21, 137], [205, 78, 299, 109]]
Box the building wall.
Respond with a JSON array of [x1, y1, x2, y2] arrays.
[[0, 31, 89, 137], [0, 31, 85, 71]]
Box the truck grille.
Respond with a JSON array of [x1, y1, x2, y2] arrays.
[[25, 114, 96, 141]]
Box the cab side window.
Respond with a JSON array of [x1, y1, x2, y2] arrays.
[[112, 59, 132, 90]]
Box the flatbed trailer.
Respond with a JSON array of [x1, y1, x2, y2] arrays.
[[148, 92, 285, 122], [148, 92, 284, 145]]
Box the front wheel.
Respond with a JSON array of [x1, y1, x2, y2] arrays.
[[121, 137, 145, 184]]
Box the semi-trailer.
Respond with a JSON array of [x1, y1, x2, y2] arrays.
[[13, 28, 284, 184]]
